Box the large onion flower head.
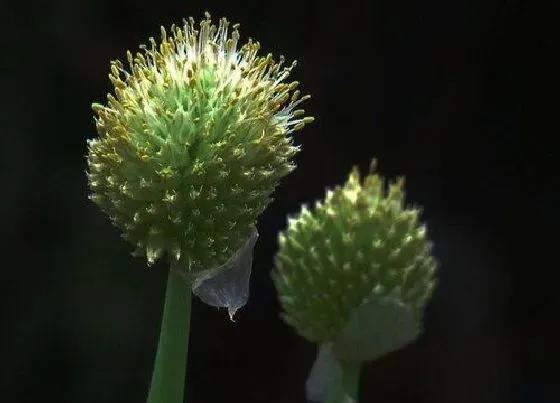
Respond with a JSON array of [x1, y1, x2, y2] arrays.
[[87, 12, 314, 272], [273, 160, 438, 362]]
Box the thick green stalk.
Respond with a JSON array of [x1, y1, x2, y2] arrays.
[[147, 268, 192, 403], [326, 360, 361, 403]]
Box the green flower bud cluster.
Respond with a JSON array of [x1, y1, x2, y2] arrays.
[[273, 161, 437, 344], [87, 13, 314, 271]]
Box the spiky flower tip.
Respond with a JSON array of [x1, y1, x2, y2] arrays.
[[272, 160, 437, 344], [87, 12, 314, 271]]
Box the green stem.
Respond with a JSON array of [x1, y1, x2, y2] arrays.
[[147, 267, 192, 403], [340, 360, 361, 401], [326, 359, 361, 403]]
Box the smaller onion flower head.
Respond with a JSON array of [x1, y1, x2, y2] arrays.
[[273, 161, 437, 357], [87, 13, 313, 271]]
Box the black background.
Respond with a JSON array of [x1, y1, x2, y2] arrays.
[[0, 0, 556, 402]]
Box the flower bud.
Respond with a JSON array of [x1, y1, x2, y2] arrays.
[[87, 12, 313, 271], [273, 160, 437, 344]]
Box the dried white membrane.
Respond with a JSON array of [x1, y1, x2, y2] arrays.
[[178, 228, 258, 320], [306, 296, 420, 402], [306, 343, 341, 402]]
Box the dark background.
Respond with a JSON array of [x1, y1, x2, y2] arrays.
[[0, 0, 556, 402]]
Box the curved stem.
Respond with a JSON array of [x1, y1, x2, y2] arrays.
[[326, 359, 361, 403], [147, 267, 192, 403]]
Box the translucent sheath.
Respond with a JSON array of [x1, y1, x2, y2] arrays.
[[180, 228, 258, 319]]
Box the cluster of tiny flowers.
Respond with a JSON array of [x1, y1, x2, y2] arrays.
[[273, 161, 437, 342], [87, 12, 314, 271]]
